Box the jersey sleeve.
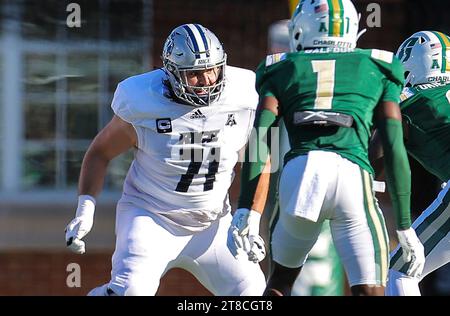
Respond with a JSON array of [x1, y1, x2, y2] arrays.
[[111, 82, 134, 123], [369, 50, 405, 103], [110, 81, 143, 148], [255, 60, 276, 98], [381, 56, 405, 102], [381, 78, 403, 103], [245, 108, 256, 141]]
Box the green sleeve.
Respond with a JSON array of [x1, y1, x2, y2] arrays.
[[238, 109, 278, 209], [370, 53, 404, 103], [390, 56, 406, 85], [381, 79, 403, 103], [258, 84, 276, 98], [377, 118, 412, 229], [381, 58, 404, 102], [255, 60, 275, 98]]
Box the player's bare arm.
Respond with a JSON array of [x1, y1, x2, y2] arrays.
[[65, 115, 137, 254], [259, 95, 279, 116], [79, 115, 137, 197]]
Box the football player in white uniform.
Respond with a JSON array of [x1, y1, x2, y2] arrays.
[[64, 24, 266, 296]]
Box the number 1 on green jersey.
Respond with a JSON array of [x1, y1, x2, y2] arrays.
[[312, 60, 336, 110]]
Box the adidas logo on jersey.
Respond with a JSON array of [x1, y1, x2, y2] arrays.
[[190, 109, 206, 119]]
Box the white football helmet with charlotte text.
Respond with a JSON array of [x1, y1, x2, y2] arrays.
[[396, 31, 450, 86], [162, 24, 227, 107], [289, 0, 364, 52]]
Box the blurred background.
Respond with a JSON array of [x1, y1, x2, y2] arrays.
[[0, 0, 448, 295]]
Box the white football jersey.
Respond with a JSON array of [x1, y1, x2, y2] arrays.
[[112, 65, 257, 234]]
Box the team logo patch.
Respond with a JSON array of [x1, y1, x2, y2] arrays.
[[156, 118, 172, 133], [400, 88, 415, 101], [265, 53, 287, 67], [225, 114, 237, 126]]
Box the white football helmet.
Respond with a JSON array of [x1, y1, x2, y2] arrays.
[[162, 24, 227, 107], [288, 0, 363, 52], [396, 31, 450, 86]]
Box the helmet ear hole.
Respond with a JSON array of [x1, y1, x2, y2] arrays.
[[167, 64, 175, 72], [418, 36, 426, 44]]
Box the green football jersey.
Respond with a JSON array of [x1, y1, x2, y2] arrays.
[[256, 48, 404, 173], [400, 82, 450, 182]]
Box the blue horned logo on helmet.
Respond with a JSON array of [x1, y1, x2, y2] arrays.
[[163, 34, 175, 61]]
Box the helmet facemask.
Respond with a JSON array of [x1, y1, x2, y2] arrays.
[[162, 24, 227, 107], [165, 59, 226, 107]]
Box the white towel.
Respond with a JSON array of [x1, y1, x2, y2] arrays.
[[280, 151, 335, 222]]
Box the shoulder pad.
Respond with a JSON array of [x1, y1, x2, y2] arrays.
[[265, 53, 287, 67], [371, 49, 394, 64]]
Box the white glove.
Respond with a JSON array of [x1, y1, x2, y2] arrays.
[[227, 208, 266, 263], [396, 228, 425, 278], [65, 195, 96, 254], [246, 235, 266, 263]]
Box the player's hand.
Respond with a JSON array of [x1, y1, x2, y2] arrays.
[[245, 234, 266, 263], [65, 195, 96, 254], [396, 227, 425, 278], [227, 224, 246, 257], [227, 208, 266, 263]]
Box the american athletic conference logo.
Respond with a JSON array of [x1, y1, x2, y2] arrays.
[[225, 114, 237, 126]]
